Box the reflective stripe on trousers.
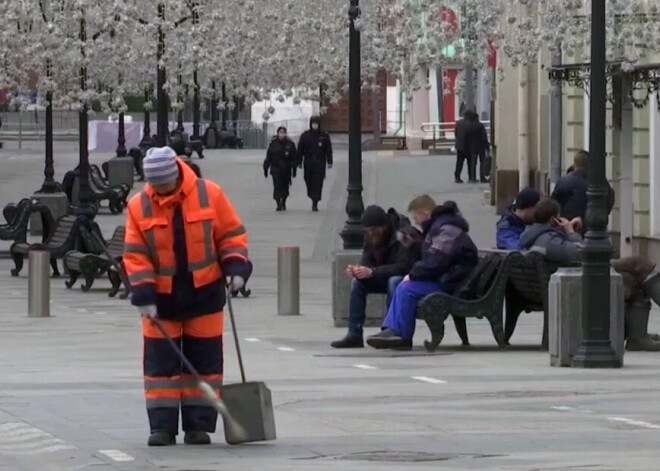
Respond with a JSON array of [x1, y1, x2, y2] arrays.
[[142, 312, 224, 433]]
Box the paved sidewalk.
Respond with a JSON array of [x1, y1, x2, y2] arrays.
[[0, 141, 659, 470]]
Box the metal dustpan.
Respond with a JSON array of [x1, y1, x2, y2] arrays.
[[223, 290, 276, 445]]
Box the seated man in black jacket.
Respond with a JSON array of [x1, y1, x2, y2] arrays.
[[332, 206, 419, 349]]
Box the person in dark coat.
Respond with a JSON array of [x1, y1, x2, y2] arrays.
[[331, 206, 420, 349], [551, 150, 615, 225], [297, 116, 333, 212], [367, 196, 479, 350], [496, 187, 541, 250], [454, 111, 471, 183], [264, 126, 297, 211], [465, 110, 490, 183]]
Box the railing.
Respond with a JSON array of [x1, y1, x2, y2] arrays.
[[421, 120, 491, 150]]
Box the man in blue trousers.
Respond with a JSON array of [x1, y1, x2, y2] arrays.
[[366, 196, 479, 350]]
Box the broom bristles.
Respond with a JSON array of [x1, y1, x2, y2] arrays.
[[198, 381, 248, 442]]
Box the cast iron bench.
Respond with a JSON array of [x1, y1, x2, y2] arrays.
[[10, 215, 81, 277], [64, 225, 128, 297], [94, 164, 131, 199], [87, 172, 125, 214], [1, 199, 54, 244], [90, 165, 128, 205], [171, 130, 205, 159], [417, 251, 524, 351], [504, 251, 562, 348]]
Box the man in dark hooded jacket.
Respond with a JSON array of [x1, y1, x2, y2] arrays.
[[331, 206, 420, 349], [297, 116, 333, 211], [367, 196, 479, 350]]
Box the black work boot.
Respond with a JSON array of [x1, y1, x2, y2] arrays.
[[312, 200, 319, 212], [276, 200, 283, 211], [625, 297, 660, 351], [366, 329, 412, 350], [148, 432, 176, 447], [281, 198, 287, 211], [331, 335, 364, 349], [184, 431, 211, 445]]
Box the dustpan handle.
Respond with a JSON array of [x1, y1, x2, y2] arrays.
[[226, 286, 246, 383]]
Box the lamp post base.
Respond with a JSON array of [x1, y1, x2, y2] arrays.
[[340, 220, 364, 250], [572, 340, 622, 368]]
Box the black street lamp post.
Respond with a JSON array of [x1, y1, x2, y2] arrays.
[[140, 89, 153, 147], [340, 0, 365, 250], [37, 59, 60, 194], [116, 83, 127, 157], [572, 0, 620, 368], [116, 111, 127, 157], [76, 13, 95, 219], [211, 80, 219, 125], [176, 73, 184, 133], [221, 82, 228, 130], [156, 3, 168, 147], [192, 70, 201, 140]]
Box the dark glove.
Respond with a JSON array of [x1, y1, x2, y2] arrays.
[[292, 168, 297, 178], [264, 170, 268, 178]]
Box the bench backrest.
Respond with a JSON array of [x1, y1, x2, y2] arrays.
[[46, 215, 79, 249], [453, 252, 503, 300], [107, 226, 126, 259], [508, 252, 553, 305]]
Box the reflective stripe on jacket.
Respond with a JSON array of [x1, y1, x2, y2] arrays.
[[124, 159, 248, 313]]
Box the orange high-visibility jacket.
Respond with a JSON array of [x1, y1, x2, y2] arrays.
[[124, 160, 248, 313]]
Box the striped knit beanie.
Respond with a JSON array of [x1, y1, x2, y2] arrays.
[[143, 147, 179, 186]]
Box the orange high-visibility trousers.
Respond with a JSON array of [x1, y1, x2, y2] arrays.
[[142, 312, 223, 434]]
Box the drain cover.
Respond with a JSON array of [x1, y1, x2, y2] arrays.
[[298, 451, 495, 463]]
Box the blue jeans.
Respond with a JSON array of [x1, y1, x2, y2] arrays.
[[348, 276, 403, 337], [382, 280, 446, 341]]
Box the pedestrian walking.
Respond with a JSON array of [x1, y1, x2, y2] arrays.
[[465, 110, 490, 183], [264, 126, 297, 211], [454, 111, 471, 183], [123, 147, 251, 447], [297, 116, 333, 211]]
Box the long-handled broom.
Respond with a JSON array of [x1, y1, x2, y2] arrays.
[[149, 317, 247, 442], [87, 226, 247, 442]]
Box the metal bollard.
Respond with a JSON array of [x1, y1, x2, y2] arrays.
[[278, 247, 300, 316], [28, 246, 50, 317]]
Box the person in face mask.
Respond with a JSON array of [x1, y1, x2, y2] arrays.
[[297, 116, 333, 212], [264, 126, 298, 211]]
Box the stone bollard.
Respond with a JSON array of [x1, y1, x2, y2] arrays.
[[107, 157, 134, 190], [548, 267, 624, 367], [28, 246, 50, 318], [332, 251, 387, 328], [278, 247, 300, 316]]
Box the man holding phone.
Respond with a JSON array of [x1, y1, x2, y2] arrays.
[[331, 206, 419, 349]]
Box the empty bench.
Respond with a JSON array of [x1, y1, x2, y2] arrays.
[[10, 215, 81, 277], [64, 226, 129, 298]]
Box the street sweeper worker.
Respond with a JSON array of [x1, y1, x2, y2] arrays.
[[123, 146, 250, 447]]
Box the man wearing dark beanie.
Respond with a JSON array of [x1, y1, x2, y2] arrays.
[[496, 187, 540, 250], [331, 205, 419, 348]]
